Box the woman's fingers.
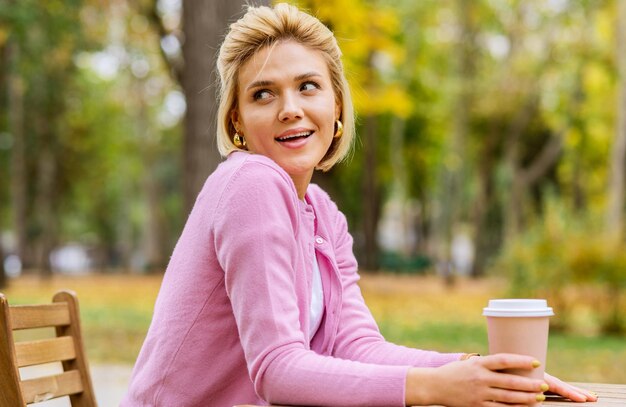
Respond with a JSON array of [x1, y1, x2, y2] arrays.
[[460, 355, 599, 405], [544, 373, 598, 402], [484, 402, 529, 407], [478, 357, 599, 403], [486, 386, 546, 405], [488, 371, 547, 393], [480, 353, 540, 372]]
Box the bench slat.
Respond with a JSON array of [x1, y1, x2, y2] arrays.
[[20, 370, 84, 403], [15, 336, 76, 367], [10, 303, 71, 330]]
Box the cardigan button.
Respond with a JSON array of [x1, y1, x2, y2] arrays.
[[315, 237, 324, 245]]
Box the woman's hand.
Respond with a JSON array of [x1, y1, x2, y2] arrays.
[[544, 372, 598, 402], [406, 353, 548, 406]]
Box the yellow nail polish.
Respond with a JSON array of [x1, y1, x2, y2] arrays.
[[532, 360, 541, 368], [536, 394, 546, 402], [540, 383, 549, 392]]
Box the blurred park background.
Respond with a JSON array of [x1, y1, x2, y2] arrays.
[[1, 0, 626, 400]]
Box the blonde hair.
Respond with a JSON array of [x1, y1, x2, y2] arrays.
[[216, 2, 354, 171]]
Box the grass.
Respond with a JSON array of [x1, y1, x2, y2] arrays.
[[2, 274, 161, 364], [2, 272, 625, 384], [360, 274, 626, 383]]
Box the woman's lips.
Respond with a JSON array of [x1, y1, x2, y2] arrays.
[[275, 130, 313, 148]]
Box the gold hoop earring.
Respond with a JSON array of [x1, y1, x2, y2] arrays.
[[334, 120, 343, 139], [233, 133, 247, 149]]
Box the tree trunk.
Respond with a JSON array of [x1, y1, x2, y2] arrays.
[[135, 79, 169, 273], [389, 116, 410, 256], [471, 171, 490, 277], [433, 0, 473, 283], [572, 116, 587, 212], [117, 180, 134, 271], [503, 101, 563, 241], [34, 131, 58, 277], [181, 0, 269, 213], [143, 157, 168, 272], [502, 94, 539, 241], [606, 0, 626, 239], [6, 40, 28, 272], [389, 19, 420, 260], [0, 245, 5, 289], [31, 65, 63, 277], [141, 145, 168, 273], [362, 115, 379, 271], [471, 124, 498, 277]]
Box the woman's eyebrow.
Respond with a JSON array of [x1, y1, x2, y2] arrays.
[[246, 79, 273, 92], [245, 71, 323, 92], [294, 71, 322, 81]]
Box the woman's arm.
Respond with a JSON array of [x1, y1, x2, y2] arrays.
[[405, 355, 598, 406], [326, 202, 462, 367], [215, 160, 411, 406]]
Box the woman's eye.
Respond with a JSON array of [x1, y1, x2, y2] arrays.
[[300, 82, 320, 92], [253, 90, 272, 101]]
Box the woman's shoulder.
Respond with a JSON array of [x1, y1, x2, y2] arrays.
[[306, 183, 331, 203], [202, 152, 301, 213], [210, 152, 297, 193], [306, 184, 341, 216], [207, 153, 304, 233], [306, 184, 352, 245]]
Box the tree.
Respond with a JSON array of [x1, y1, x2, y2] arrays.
[[149, 0, 270, 214], [5, 39, 27, 276], [606, 0, 626, 240], [0, 1, 96, 275], [296, 0, 409, 270], [431, 0, 476, 281], [0, 246, 4, 288]]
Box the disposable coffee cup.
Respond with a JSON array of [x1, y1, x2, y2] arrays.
[[483, 299, 554, 382]]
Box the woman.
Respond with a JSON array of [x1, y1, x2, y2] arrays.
[[122, 3, 597, 406]]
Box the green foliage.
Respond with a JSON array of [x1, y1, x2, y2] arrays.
[[495, 197, 626, 334], [1, 0, 625, 277], [1, 0, 104, 264], [0, 0, 181, 270]]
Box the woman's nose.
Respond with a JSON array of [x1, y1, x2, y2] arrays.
[[278, 92, 303, 122]]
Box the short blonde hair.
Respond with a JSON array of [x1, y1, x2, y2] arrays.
[[216, 2, 354, 171]]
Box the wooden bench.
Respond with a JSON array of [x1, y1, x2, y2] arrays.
[[0, 290, 97, 407]]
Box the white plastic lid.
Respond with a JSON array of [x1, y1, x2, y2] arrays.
[[483, 299, 554, 317]]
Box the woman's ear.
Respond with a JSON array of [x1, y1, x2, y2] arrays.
[[335, 102, 342, 121], [231, 110, 240, 133]]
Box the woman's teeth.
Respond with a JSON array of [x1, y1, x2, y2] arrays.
[[276, 131, 312, 141]]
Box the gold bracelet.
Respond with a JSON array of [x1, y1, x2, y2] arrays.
[[460, 353, 481, 361]]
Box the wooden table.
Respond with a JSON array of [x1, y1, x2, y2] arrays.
[[235, 383, 626, 406], [543, 383, 626, 406]]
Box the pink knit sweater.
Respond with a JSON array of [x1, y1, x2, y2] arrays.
[[121, 152, 462, 407]]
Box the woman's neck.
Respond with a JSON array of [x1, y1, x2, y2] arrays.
[[289, 171, 313, 200]]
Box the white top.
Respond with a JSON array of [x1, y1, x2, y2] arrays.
[[309, 254, 324, 336]]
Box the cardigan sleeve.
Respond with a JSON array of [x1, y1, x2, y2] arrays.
[[326, 196, 464, 367], [213, 159, 410, 407]]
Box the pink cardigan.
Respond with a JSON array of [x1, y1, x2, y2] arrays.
[[122, 152, 462, 407]]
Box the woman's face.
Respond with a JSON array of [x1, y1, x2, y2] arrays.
[[232, 41, 340, 190]]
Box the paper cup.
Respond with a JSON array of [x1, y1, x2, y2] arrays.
[[484, 299, 554, 405]]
